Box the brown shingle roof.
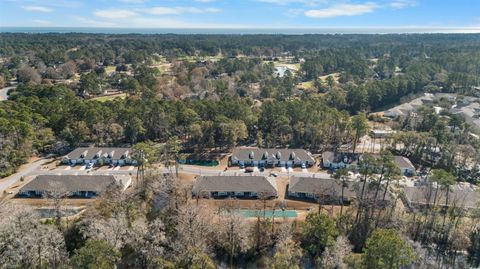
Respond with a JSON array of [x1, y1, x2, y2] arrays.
[[394, 156, 415, 170], [289, 176, 392, 201], [404, 184, 480, 209], [192, 176, 277, 195], [289, 177, 356, 199], [20, 175, 121, 193]]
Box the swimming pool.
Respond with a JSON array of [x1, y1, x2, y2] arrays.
[[238, 209, 297, 218]]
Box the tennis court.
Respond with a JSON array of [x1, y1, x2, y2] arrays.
[[238, 209, 297, 218]]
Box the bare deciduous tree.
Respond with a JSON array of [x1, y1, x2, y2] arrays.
[[169, 205, 213, 264], [320, 235, 352, 269], [214, 210, 250, 268], [0, 203, 68, 268]]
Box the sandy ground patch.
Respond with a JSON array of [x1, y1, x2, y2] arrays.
[[12, 197, 96, 207]]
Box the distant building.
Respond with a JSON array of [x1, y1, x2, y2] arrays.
[[230, 148, 315, 168], [394, 156, 416, 176], [192, 176, 278, 199], [321, 151, 360, 169], [403, 183, 480, 211], [62, 147, 135, 166], [18, 175, 132, 198], [451, 102, 480, 132], [383, 93, 456, 118]]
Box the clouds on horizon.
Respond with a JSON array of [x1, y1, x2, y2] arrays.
[[2, 0, 479, 30], [305, 2, 379, 18]]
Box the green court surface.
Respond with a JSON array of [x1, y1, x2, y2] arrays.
[[238, 209, 297, 218], [177, 159, 219, 166]]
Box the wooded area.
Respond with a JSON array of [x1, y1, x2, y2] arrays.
[[1, 33, 480, 268]]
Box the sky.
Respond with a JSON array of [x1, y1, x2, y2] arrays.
[[1, 0, 480, 31]]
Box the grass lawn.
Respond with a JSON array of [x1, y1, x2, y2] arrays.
[[104, 66, 116, 74], [177, 53, 223, 63], [90, 93, 127, 102], [297, 80, 315, 90], [319, 72, 340, 83], [273, 61, 301, 71]]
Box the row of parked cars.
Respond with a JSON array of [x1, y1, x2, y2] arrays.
[[83, 162, 121, 170]]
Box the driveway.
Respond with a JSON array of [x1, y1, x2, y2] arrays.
[[178, 165, 331, 178], [0, 158, 53, 193]]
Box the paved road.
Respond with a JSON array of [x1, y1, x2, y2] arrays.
[[29, 165, 330, 178], [178, 165, 331, 178], [0, 158, 53, 193], [0, 86, 15, 101]]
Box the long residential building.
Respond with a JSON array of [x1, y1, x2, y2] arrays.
[[192, 175, 278, 199], [288, 176, 391, 205], [403, 183, 479, 211], [288, 176, 356, 203], [62, 147, 136, 166], [230, 148, 315, 168], [18, 175, 132, 198]]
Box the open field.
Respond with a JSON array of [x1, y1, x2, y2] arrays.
[[297, 80, 315, 90], [90, 93, 127, 102], [273, 62, 300, 71], [319, 72, 340, 83], [104, 65, 116, 75]]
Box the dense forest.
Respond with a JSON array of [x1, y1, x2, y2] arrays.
[[1, 33, 479, 179]]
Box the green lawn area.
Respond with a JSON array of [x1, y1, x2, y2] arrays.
[[104, 66, 116, 74], [272, 62, 301, 71], [297, 80, 315, 90], [90, 93, 127, 102], [176, 53, 224, 63]]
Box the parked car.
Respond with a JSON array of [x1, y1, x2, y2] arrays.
[[301, 163, 307, 169], [245, 167, 254, 173], [86, 162, 94, 169]]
